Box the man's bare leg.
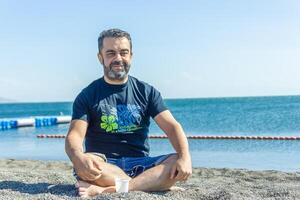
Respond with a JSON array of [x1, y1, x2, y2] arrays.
[[76, 180, 115, 198], [129, 154, 179, 192], [77, 154, 181, 197], [76, 153, 131, 198]]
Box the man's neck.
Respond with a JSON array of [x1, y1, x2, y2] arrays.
[[103, 75, 129, 85]]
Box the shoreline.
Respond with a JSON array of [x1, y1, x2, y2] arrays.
[[0, 159, 300, 199]]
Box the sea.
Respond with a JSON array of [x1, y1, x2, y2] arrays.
[[0, 95, 300, 172]]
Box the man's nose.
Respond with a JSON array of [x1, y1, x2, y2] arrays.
[[115, 53, 122, 61]]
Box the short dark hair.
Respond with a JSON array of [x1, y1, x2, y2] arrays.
[[98, 28, 132, 53]]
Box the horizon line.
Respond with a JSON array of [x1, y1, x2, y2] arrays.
[[1, 94, 300, 104]]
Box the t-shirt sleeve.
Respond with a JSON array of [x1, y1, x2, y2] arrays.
[[72, 91, 90, 122], [148, 87, 168, 118]]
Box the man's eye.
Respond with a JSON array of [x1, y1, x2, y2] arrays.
[[107, 52, 115, 56]]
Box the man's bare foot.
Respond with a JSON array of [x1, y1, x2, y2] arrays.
[[75, 180, 115, 198], [169, 186, 185, 191]]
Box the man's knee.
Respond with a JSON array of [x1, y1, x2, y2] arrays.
[[162, 153, 179, 165], [85, 153, 106, 162], [73, 153, 106, 182], [157, 154, 179, 190]]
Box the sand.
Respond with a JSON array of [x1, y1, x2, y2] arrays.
[[0, 159, 299, 200]]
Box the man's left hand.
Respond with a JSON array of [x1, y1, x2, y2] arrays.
[[170, 155, 192, 181]]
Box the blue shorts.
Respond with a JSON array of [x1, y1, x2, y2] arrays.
[[107, 153, 176, 177], [73, 153, 176, 179]]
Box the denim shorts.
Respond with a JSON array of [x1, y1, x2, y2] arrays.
[[73, 153, 176, 179], [107, 153, 176, 178]]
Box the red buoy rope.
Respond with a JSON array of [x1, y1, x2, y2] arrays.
[[36, 134, 300, 140]]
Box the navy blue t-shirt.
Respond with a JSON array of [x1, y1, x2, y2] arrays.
[[72, 76, 167, 158]]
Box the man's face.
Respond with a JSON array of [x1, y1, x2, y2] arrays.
[[98, 37, 132, 81]]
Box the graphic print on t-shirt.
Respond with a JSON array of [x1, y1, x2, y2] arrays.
[[99, 103, 143, 133]]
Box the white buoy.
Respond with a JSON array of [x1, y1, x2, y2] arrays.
[[56, 116, 72, 124], [17, 118, 35, 127]]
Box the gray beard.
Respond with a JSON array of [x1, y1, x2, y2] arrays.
[[107, 69, 127, 80], [104, 63, 130, 81]]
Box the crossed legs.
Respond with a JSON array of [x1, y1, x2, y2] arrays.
[[76, 153, 179, 198]]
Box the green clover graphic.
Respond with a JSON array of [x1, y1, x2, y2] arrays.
[[100, 115, 118, 132]]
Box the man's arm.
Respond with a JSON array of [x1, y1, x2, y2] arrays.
[[65, 120, 102, 181], [154, 110, 192, 181]]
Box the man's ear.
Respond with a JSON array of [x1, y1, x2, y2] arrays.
[[97, 53, 104, 64]]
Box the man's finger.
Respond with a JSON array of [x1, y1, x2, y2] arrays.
[[170, 165, 177, 179], [186, 171, 192, 179], [89, 167, 102, 177], [80, 173, 94, 181], [92, 159, 103, 171], [80, 166, 101, 179], [174, 170, 184, 180], [182, 174, 189, 181], [86, 174, 101, 181], [81, 172, 101, 181], [86, 159, 102, 176], [86, 159, 94, 168]]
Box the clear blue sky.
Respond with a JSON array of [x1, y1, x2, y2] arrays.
[[0, 0, 299, 102]]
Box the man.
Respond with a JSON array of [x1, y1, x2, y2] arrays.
[[65, 28, 192, 198]]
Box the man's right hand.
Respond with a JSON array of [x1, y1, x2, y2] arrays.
[[73, 153, 103, 181]]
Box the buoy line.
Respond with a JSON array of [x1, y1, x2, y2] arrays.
[[36, 134, 300, 140]]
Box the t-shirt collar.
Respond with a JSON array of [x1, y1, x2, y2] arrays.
[[102, 75, 129, 89]]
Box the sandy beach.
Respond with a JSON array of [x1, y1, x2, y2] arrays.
[[0, 159, 299, 200]]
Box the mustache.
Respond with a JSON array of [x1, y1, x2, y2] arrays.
[[111, 61, 124, 67]]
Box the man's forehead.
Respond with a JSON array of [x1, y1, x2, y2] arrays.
[[102, 37, 130, 50]]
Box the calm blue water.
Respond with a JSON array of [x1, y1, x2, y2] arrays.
[[0, 96, 300, 171]]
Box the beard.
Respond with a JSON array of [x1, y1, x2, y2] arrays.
[[104, 61, 131, 81]]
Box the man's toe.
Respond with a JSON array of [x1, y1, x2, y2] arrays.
[[169, 186, 185, 191], [78, 187, 86, 192]]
